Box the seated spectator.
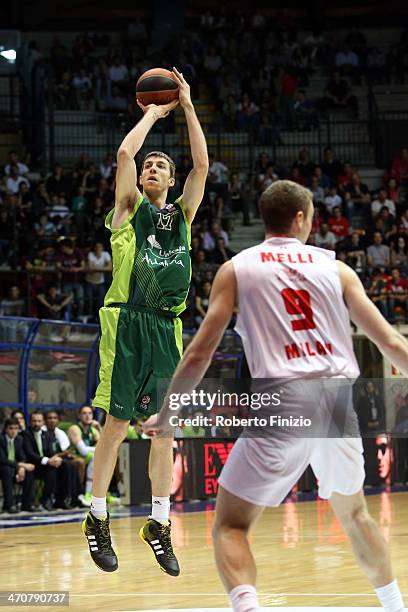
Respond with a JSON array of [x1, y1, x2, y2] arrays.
[[34, 213, 57, 239], [68, 405, 101, 507], [387, 177, 400, 206], [288, 167, 305, 185], [386, 268, 408, 323], [320, 71, 358, 116], [211, 237, 236, 265], [371, 188, 396, 218], [0, 285, 25, 317], [313, 165, 331, 190], [237, 93, 259, 129], [54, 71, 76, 110], [36, 285, 73, 320], [46, 164, 70, 197], [293, 147, 315, 180], [328, 206, 349, 242], [293, 89, 318, 129], [82, 164, 101, 200], [357, 381, 385, 433], [4, 151, 29, 176], [206, 154, 229, 200], [22, 411, 72, 511], [6, 165, 30, 195], [390, 147, 408, 186], [335, 45, 360, 79], [0, 417, 35, 513], [72, 69, 93, 107], [106, 86, 128, 112], [99, 154, 117, 182], [195, 280, 212, 327], [367, 231, 390, 270], [229, 173, 251, 226], [345, 172, 369, 203], [203, 46, 222, 73], [376, 207, 395, 236], [314, 222, 336, 250], [85, 242, 112, 320], [258, 165, 279, 194], [43, 410, 80, 508], [321, 147, 342, 183], [366, 269, 389, 318], [324, 186, 343, 215], [344, 232, 367, 277], [56, 239, 85, 320], [310, 176, 325, 204], [192, 250, 216, 285], [390, 236, 408, 270], [400, 208, 408, 232], [203, 221, 229, 251], [108, 56, 129, 91], [11, 410, 26, 431], [337, 162, 354, 191]]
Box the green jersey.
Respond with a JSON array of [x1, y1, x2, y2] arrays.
[[104, 195, 191, 316]]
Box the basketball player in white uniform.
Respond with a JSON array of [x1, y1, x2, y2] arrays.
[[144, 180, 406, 612]]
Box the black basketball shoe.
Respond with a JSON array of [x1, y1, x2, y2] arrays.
[[82, 511, 118, 572], [139, 518, 180, 576]]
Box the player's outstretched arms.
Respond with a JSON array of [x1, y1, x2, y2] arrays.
[[338, 260, 408, 376], [172, 67, 209, 224], [112, 100, 179, 229]]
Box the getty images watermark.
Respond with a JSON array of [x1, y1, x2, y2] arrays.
[[167, 389, 313, 429]]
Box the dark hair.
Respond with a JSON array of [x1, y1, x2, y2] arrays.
[[3, 417, 20, 430], [259, 180, 312, 233], [11, 409, 24, 418], [142, 151, 176, 178], [79, 404, 93, 414], [45, 409, 60, 419], [30, 410, 43, 418]]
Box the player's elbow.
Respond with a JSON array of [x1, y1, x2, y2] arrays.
[[193, 161, 209, 175], [117, 147, 133, 165], [382, 329, 406, 355]]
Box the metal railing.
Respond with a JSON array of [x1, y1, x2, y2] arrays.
[[0, 316, 243, 422]]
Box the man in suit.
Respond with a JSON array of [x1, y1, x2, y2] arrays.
[[0, 417, 35, 513], [43, 410, 81, 508], [22, 411, 71, 511]]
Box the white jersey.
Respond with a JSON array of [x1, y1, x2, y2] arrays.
[[232, 237, 360, 378]]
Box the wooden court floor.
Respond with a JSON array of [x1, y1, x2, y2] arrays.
[[0, 492, 407, 611]]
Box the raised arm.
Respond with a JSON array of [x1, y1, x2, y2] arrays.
[[143, 261, 237, 435], [112, 100, 179, 229], [338, 260, 408, 376], [172, 68, 209, 224]]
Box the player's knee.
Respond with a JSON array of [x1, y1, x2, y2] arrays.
[[338, 502, 370, 530], [104, 415, 129, 444]]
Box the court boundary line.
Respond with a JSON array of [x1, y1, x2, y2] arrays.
[[69, 592, 408, 597]]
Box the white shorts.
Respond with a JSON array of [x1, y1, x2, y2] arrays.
[[218, 435, 365, 507]]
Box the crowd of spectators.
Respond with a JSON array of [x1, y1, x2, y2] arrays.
[[1, 144, 408, 328], [23, 16, 408, 137], [0, 404, 123, 514]]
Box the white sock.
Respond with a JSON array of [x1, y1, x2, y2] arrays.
[[90, 496, 107, 520], [375, 580, 405, 612], [85, 479, 92, 494], [229, 584, 260, 612], [150, 496, 170, 523]]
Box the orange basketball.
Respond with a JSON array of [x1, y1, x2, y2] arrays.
[[136, 68, 179, 106]]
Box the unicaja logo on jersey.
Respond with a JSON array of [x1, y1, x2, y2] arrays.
[[147, 234, 162, 249]]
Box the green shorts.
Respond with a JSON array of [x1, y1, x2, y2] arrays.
[[93, 303, 183, 421]]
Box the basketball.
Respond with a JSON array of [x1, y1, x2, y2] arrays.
[[136, 68, 179, 106]]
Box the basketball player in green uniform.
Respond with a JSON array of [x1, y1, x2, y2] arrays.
[[83, 68, 208, 574]]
